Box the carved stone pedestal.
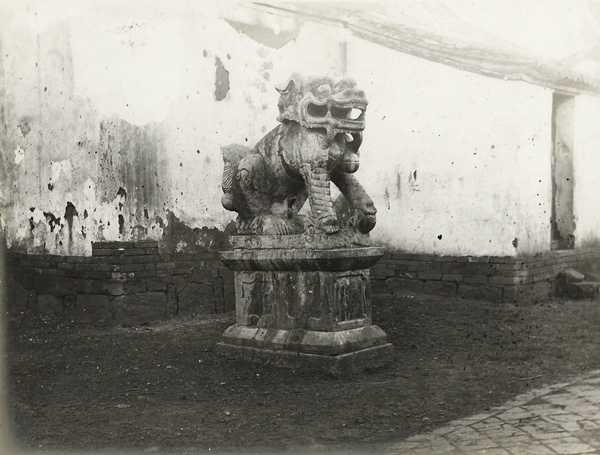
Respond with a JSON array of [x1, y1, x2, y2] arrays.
[[216, 237, 393, 376]]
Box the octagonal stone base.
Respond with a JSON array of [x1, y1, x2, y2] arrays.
[[216, 342, 393, 377], [217, 240, 393, 376]]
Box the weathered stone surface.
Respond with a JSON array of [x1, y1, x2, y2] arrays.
[[114, 292, 167, 326], [92, 279, 146, 296], [292, 326, 388, 355], [177, 282, 214, 315], [78, 280, 93, 294], [34, 276, 83, 296], [222, 325, 388, 355], [560, 268, 586, 283], [424, 280, 457, 296], [556, 280, 598, 299], [16, 273, 35, 290], [92, 241, 135, 250], [233, 268, 372, 331], [37, 294, 64, 314], [146, 277, 171, 292], [171, 275, 189, 294], [223, 283, 235, 313], [221, 74, 376, 237], [573, 281, 600, 298], [192, 268, 216, 283], [5, 276, 34, 313], [555, 267, 598, 300], [218, 245, 391, 371], [218, 267, 234, 283], [217, 75, 389, 371], [220, 247, 384, 272], [75, 294, 113, 324], [230, 231, 371, 250]]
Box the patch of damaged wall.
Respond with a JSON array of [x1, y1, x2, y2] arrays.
[[0, 3, 346, 255]]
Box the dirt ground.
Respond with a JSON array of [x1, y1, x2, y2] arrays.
[[5, 291, 600, 453]]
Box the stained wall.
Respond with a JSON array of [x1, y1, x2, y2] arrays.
[[0, 2, 346, 255], [2, 2, 600, 259], [347, 36, 560, 257]]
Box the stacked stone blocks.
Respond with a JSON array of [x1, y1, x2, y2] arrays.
[[371, 248, 600, 303], [5, 241, 234, 325], [6, 244, 600, 326]]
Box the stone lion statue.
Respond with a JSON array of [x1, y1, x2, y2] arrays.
[[221, 73, 376, 236]]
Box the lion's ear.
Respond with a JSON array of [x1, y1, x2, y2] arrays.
[[275, 73, 302, 95], [275, 80, 294, 95]]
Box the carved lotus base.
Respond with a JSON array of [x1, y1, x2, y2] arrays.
[[217, 244, 393, 376]]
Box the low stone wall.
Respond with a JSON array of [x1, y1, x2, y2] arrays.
[[5, 243, 600, 326], [5, 241, 234, 325], [371, 248, 600, 303]]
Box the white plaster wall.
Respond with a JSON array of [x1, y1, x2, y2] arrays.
[[573, 93, 600, 247], [346, 37, 554, 256], [3, 2, 597, 258], [0, 2, 347, 255]]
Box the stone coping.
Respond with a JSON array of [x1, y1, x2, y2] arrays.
[[219, 246, 385, 271], [229, 231, 372, 250]]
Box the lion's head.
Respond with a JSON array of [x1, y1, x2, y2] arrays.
[[275, 73, 368, 148]]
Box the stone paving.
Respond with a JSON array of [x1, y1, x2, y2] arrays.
[[385, 370, 600, 455]]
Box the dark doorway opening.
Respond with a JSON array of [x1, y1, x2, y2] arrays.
[[551, 92, 576, 250]]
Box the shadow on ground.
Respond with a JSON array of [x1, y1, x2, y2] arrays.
[[4, 292, 600, 453]]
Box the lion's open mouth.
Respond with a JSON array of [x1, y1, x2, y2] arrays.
[[334, 131, 363, 153]]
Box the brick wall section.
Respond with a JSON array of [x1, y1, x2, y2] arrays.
[[5, 241, 234, 325], [6, 244, 600, 324], [371, 248, 600, 303]]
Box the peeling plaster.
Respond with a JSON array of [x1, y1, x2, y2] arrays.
[[18, 116, 32, 136], [116, 187, 127, 199], [43, 211, 61, 232], [50, 160, 73, 185], [118, 214, 125, 235], [0, 5, 380, 256], [14, 147, 25, 165], [64, 201, 78, 229], [214, 56, 230, 101]]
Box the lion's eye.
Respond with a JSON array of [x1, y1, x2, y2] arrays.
[[348, 108, 363, 120], [330, 107, 350, 119], [307, 103, 328, 117]]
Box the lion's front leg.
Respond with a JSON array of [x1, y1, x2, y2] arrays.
[[331, 171, 377, 233], [302, 166, 340, 234]]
